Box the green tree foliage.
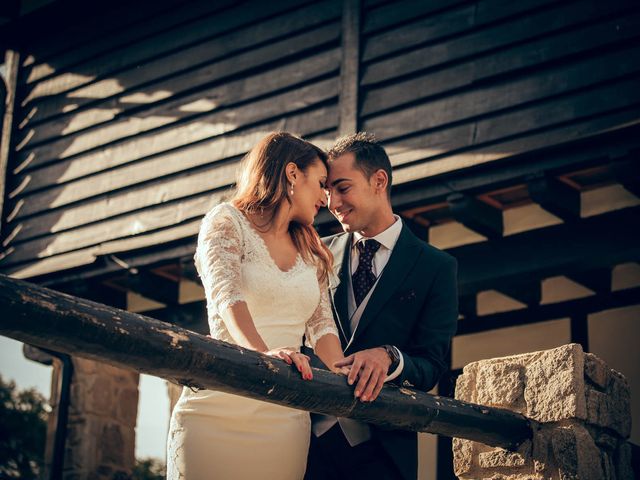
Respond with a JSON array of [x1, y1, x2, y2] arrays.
[[132, 457, 166, 480], [0, 375, 49, 479]]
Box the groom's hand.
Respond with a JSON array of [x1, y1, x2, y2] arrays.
[[334, 348, 391, 402]]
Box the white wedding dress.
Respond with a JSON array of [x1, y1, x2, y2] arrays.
[[166, 202, 338, 479]]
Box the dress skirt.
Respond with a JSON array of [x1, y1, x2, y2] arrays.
[[167, 386, 311, 479]]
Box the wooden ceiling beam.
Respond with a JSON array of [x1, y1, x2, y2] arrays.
[[566, 268, 612, 295], [610, 155, 640, 198], [494, 280, 541, 308], [447, 193, 503, 240], [526, 172, 580, 223], [148, 301, 208, 334], [179, 257, 200, 284], [453, 206, 640, 297], [119, 269, 179, 306], [458, 286, 640, 336], [458, 294, 477, 318]]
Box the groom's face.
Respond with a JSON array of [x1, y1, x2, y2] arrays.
[[326, 153, 379, 235]]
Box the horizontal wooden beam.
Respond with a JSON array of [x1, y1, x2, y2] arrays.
[[454, 206, 640, 296], [116, 270, 179, 305], [447, 193, 503, 240], [0, 274, 531, 450], [494, 280, 541, 308], [611, 155, 640, 198], [458, 285, 640, 335], [27, 127, 639, 288], [566, 268, 612, 295], [526, 172, 580, 223]]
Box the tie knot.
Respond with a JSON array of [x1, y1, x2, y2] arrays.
[[357, 239, 380, 260]]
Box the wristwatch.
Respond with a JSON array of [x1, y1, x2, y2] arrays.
[[382, 345, 401, 373]]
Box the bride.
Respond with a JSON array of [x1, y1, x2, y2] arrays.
[[167, 132, 346, 479]]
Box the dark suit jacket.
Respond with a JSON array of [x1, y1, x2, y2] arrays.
[[321, 223, 458, 480]]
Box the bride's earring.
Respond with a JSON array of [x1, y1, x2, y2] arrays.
[[290, 182, 295, 196]]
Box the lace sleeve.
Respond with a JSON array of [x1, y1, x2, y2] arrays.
[[194, 204, 245, 314], [305, 278, 339, 350]]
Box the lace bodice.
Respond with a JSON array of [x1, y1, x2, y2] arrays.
[[194, 202, 338, 350]]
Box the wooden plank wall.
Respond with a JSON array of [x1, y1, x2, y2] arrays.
[[361, 0, 640, 185], [1, 0, 639, 279], [1, 0, 342, 277]]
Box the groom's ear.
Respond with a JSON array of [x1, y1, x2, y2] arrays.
[[372, 169, 389, 193]]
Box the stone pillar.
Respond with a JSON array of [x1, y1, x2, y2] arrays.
[[64, 358, 139, 479], [453, 343, 633, 479]]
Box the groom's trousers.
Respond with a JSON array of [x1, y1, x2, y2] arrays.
[[305, 424, 402, 480]]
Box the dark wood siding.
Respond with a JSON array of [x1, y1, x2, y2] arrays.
[[360, 0, 640, 184], [1, 0, 342, 277], [1, 0, 639, 279]]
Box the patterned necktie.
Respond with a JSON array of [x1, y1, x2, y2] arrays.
[[352, 239, 381, 307]]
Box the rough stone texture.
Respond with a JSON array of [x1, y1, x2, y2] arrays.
[[551, 424, 604, 480], [477, 363, 525, 408], [453, 438, 474, 476], [479, 440, 531, 469], [62, 357, 139, 479], [584, 353, 610, 390], [524, 344, 587, 423], [453, 344, 633, 480], [585, 369, 632, 438]]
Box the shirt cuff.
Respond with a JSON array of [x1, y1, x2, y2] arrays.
[[384, 346, 404, 383]]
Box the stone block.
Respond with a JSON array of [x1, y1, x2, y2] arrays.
[[615, 442, 634, 480], [61, 357, 139, 478], [100, 423, 125, 465], [452, 344, 632, 480], [584, 353, 610, 389], [477, 363, 524, 409], [116, 387, 140, 425], [551, 424, 604, 480], [524, 344, 586, 423], [452, 438, 474, 476], [92, 376, 114, 412], [478, 440, 531, 469], [585, 371, 631, 438], [456, 362, 478, 403]]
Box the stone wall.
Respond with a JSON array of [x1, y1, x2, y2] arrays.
[[63, 358, 139, 479], [453, 343, 633, 479]]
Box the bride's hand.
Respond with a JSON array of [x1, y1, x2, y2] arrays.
[[265, 348, 313, 380]]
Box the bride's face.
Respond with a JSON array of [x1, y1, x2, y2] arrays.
[[289, 159, 328, 226]]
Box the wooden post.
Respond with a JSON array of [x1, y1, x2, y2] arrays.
[[0, 274, 532, 450], [338, 0, 360, 136], [0, 50, 19, 235]]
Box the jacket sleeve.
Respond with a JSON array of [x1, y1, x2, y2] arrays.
[[395, 254, 458, 392]]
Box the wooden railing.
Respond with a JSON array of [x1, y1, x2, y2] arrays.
[[0, 274, 531, 450]]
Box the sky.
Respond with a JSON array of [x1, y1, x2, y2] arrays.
[[0, 336, 169, 461]]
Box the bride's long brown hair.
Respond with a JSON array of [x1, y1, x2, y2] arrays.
[[233, 132, 333, 283]]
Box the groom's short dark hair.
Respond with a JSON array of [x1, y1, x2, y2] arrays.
[[327, 132, 393, 198]]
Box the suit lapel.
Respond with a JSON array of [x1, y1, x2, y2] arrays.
[[328, 233, 352, 345], [351, 225, 422, 344]]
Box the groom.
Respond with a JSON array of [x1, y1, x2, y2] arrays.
[[305, 133, 458, 480]]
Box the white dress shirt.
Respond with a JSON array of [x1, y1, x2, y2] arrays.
[[349, 215, 405, 381], [313, 215, 406, 445]]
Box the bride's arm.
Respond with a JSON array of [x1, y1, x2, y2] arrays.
[[313, 333, 346, 374], [220, 302, 269, 352], [305, 281, 346, 374], [196, 205, 312, 377], [221, 303, 313, 378]]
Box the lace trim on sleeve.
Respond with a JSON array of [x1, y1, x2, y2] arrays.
[[194, 203, 245, 314], [305, 278, 339, 349]]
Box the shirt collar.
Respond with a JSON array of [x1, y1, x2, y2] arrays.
[[352, 215, 402, 251]]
